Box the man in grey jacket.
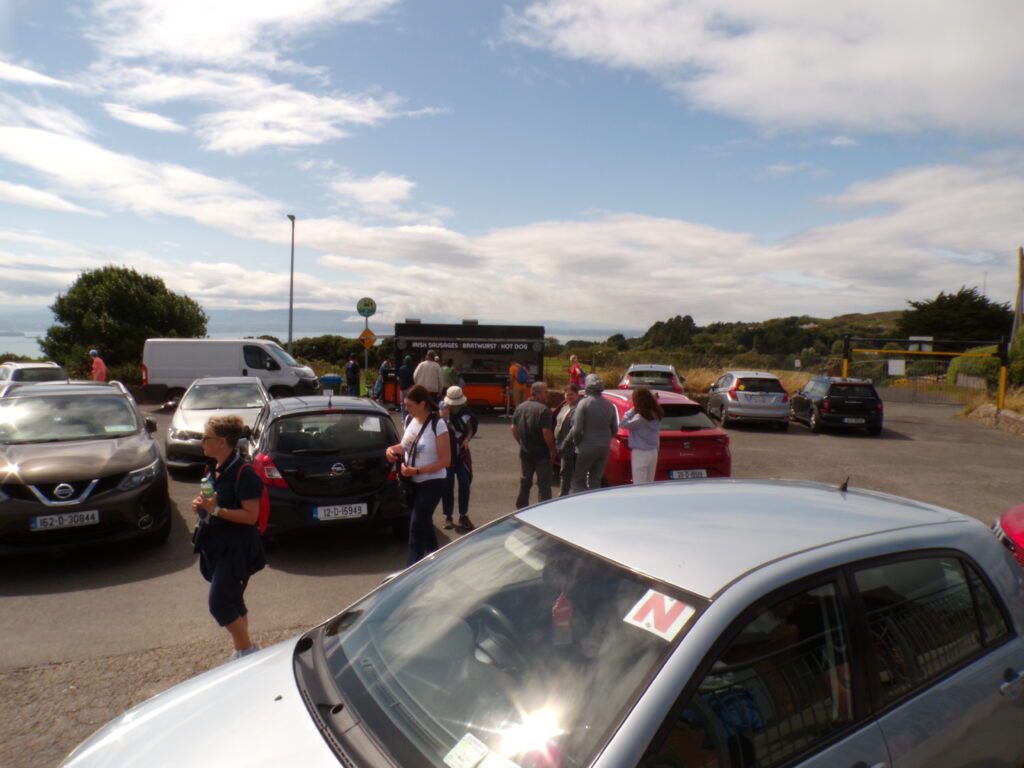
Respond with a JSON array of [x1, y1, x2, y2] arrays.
[[570, 374, 617, 493]]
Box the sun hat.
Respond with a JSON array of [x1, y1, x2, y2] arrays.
[[89, 349, 99, 356], [444, 385, 468, 407]]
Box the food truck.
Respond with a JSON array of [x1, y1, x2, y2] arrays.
[[390, 321, 545, 409]]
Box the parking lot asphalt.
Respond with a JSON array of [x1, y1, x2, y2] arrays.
[[1, 400, 1022, 766]]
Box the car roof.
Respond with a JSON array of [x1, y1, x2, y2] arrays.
[[188, 377, 267, 387], [602, 389, 698, 407], [625, 364, 676, 373], [724, 370, 780, 379], [266, 395, 388, 417], [0, 381, 130, 398], [0, 361, 61, 369], [516, 480, 966, 599]]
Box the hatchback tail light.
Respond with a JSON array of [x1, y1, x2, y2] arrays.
[[781, 389, 789, 403], [253, 453, 288, 488], [727, 382, 740, 401], [141, 364, 148, 386], [821, 398, 831, 413], [876, 400, 884, 414], [672, 378, 684, 394]]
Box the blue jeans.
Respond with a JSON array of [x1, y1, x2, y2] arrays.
[[442, 461, 472, 519], [407, 478, 443, 566], [346, 382, 359, 396]]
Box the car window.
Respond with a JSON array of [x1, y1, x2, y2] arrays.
[[250, 408, 266, 445], [737, 377, 785, 393], [0, 394, 139, 443], [270, 412, 392, 453], [322, 519, 703, 768], [180, 383, 266, 410], [14, 367, 66, 382], [0, 368, 8, 381], [243, 345, 269, 369], [854, 556, 985, 705], [661, 404, 716, 431], [630, 370, 675, 386], [649, 582, 854, 768], [829, 384, 876, 399], [964, 562, 1011, 646], [266, 342, 298, 367]]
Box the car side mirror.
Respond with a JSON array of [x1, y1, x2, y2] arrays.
[[144, 418, 157, 434]]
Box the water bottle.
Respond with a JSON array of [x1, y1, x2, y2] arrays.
[[199, 475, 215, 521]]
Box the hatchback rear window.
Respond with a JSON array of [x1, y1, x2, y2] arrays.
[[629, 371, 674, 385], [737, 377, 785, 393], [13, 367, 66, 382], [660, 404, 715, 431], [270, 413, 391, 454], [829, 384, 877, 398]]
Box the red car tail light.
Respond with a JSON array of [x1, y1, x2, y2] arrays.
[[781, 389, 789, 403], [821, 398, 831, 413], [253, 453, 288, 488], [672, 378, 684, 394], [141, 363, 149, 386], [876, 400, 884, 413], [727, 382, 740, 401]]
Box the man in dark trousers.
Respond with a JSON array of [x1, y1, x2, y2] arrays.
[[554, 383, 581, 497], [512, 381, 557, 509], [344, 354, 361, 397], [397, 355, 415, 420]]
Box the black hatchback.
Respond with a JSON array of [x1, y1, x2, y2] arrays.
[[243, 396, 407, 536], [790, 377, 884, 435]]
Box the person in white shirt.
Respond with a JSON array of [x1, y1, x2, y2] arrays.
[[413, 350, 444, 406], [386, 384, 451, 564]]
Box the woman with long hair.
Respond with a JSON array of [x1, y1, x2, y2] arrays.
[[191, 414, 266, 660], [386, 384, 451, 564], [619, 386, 664, 484]]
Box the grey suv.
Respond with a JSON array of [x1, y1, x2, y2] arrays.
[[0, 361, 68, 384], [0, 381, 170, 552]]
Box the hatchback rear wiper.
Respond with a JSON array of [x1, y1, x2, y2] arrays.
[[290, 447, 342, 455]]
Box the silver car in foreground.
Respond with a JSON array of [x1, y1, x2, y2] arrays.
[[64, 481, 1024, 767], [708, 370, 791, 430]]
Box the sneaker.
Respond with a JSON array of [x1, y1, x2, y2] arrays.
[[230, 644, 260, 661], [443, 518, 455, 530], [457, 516, 475, 532]]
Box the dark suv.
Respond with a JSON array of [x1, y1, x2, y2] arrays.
[[0, 382, 171, 552], [243, 396, 406, 537], [790, 377, 884, 435]]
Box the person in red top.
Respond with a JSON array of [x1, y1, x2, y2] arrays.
[[567, 355, 586, 389], [89, 349, 107, 382]]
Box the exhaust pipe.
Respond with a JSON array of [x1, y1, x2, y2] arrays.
[[138, 514, 154, 530]]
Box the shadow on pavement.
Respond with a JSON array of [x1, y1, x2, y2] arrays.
[[0, 501, 196, 597]]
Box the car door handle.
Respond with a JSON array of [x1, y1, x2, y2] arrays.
[[1000, 668, 1024, 697]]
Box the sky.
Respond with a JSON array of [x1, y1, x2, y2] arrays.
[[1, 0, 1022, 341]]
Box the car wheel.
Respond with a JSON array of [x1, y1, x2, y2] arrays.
[[776, 420, 790, 432], [809, 409, 823, 433], [868, 424, 883, 436], [391, 515, 410, 539], [719, 406, 732, 428], [269, 386, 293, 399]]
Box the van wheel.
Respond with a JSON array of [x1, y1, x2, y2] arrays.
[[269, 386, 293, 399]]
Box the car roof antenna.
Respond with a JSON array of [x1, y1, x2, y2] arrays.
[[327, 389, 333, 408], [838, 476, 850, 493]]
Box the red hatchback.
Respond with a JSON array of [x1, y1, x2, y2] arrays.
[[601, 390, 731, 485]]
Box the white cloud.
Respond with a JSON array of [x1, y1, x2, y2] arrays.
[[103, 102, 185, 132], [0, 94, 92, 138], [0, 181, 98, 215], [0, 59, 71, 88], [89, 0, 399, 70], [329, 171, 451, 224], [828, 135, 857, 147], [506, 1, 1024, 134]]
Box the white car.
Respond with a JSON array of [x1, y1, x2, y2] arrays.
[[64, 481, 1024, 767]]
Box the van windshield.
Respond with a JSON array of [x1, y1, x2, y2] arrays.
[[267, 343, 299, 367]]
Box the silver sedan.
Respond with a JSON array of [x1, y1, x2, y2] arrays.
[[64, 480, 1024, 767]]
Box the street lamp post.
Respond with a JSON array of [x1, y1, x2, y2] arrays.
[[287, 214, 296, 354]]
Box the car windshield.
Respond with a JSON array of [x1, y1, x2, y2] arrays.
[[12, 367, 66, 382], [627, 370, 674, 387], [267, 343, 299, 367], [737, 377, 785, 393], [181, 383, 265, 410], [321, 519, 699, 768], [830, 384, 876, 398], [270, 412, 391, 453], [661, 404, 716, 431], [0, 395, 138, 443]]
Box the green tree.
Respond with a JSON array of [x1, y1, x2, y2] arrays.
[[41, 266, 207, 372], [896, 287, 1012, 344]]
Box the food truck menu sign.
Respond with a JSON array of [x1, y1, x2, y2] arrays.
[[404, 339, 539, 352]]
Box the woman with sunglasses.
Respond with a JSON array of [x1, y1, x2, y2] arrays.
[[191, 414, 266, 660]]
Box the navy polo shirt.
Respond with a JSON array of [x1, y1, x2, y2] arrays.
[[207, 453, 262, 532]]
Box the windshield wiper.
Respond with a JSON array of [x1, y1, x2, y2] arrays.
[[290, 447, 342, 455]]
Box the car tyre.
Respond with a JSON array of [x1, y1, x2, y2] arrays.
[[809, 409, 823, 433], [719, 406, 732, 428], [776, 420, 790, 432], [868, 424, 883, 436], [391, 515, 410, 539]]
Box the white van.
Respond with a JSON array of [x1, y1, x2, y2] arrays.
[[142, 339, 319, 398]]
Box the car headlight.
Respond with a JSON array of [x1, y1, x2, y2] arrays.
[[117, 458, 162, 492]]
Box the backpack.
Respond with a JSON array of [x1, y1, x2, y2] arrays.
[[403, 413, 455, 466], [516, 365, 530, 385]]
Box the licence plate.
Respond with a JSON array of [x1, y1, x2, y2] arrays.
[[30, 510, 100, 531], [670, 469, 708, 480], [843, 417, 866, 424], [314, 503, 368, 521]]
